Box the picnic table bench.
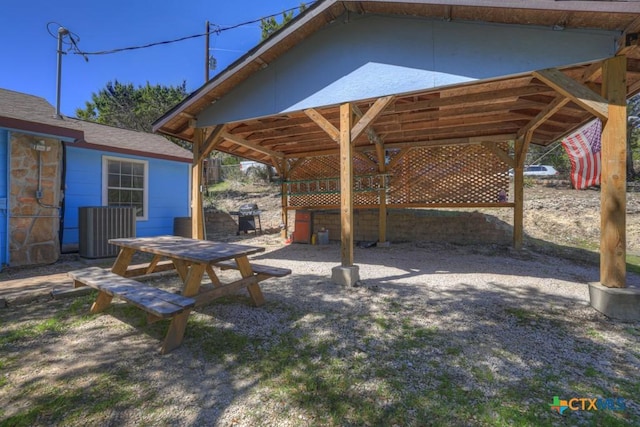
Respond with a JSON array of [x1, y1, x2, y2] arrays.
[[69, 266, 195, 354], [69, 236, 291, 354]]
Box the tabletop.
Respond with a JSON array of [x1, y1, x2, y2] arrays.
[[109, 235, 265, 264]]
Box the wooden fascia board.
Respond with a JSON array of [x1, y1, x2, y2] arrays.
[[350, 96, 394, 142], [304, 108, 339, 142], [220, 131, 284, 159], [198, 124, 225, 162], [533, 68, 608, 121]]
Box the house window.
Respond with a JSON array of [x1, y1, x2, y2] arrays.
[[102, 156, 148, 220]]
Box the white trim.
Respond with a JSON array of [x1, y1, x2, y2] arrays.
[[101, 155, 149, 221]]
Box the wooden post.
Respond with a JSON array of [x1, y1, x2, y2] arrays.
[[600, 55, 627, 288], [340, 102, 354, 267], [281, 159, 289, 239], [375, 142, 387, 244], [191, 129, 204, 239], [512, 134, 529, 249]]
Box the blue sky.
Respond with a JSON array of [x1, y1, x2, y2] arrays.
[[1, 0, 311, 117]]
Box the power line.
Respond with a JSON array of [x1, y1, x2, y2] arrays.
[[61, 2, 317, 57]]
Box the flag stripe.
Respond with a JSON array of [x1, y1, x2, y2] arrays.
[[561, 120, 602, 190]]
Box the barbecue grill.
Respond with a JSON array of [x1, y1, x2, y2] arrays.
[[230, 203, 262, 235]]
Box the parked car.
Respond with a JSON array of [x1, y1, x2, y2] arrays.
[[508, 165, 559, 177], [239, 160, 263, 174], [239, 160, 279, 181]]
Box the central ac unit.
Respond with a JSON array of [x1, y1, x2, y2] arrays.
[[78, 206, 136, 258]]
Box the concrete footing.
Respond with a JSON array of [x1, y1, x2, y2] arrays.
[[332, 265, 360, 287], [589, 282, 640, 321]]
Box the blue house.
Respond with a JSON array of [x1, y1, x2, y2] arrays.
[[0, 88, 192, 267]]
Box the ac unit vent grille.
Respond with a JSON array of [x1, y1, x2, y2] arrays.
[[78, 207, 136, 258]]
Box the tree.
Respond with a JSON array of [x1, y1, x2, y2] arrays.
[[75, 80, 188, 134], [260, 4, 307, 40]]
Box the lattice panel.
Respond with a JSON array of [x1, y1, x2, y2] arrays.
[[288, 154, 378, 181], [388, 143, 510, 205], [285, 143, 510, 207], [288, 193, 341, 207]]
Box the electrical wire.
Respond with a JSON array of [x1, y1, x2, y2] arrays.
[[60, 1, 317, 57]]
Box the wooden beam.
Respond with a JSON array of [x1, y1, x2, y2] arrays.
[[339, 102, 354, 267], [513, 132, 531, 250], [350, 96, 394, 142], [354, 152, 377, 169], [281, 160, 289, 239], [191, 129, 204, 240], [600, 55, 627, 288], [581, 61, 603, 83], [375, 136, 388, 244], [533, 68, 608, 121], [617, 31, 640, 56], [304, 108, 339, 142], [387, 148, 411, 170], [516, 96, 571, 138], [220, 131, 283, 159], [352, 104, 382, 144], [282, 133, 517, 159], [481, 142, 514, 168], [391, 84, 552, 113], [198, 124, 225, 163]]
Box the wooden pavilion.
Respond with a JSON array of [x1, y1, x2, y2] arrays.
[[154, 0, 640, 289]]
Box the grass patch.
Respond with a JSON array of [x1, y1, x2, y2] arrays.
[[626, 253, 640, 274], [0, 368, 141, 427], [585, 328, 604, 340], [186, 317, 251, 361], [504, 307, 537, 325]]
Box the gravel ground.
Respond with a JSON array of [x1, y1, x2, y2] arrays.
[[1, 237, 639, 425]]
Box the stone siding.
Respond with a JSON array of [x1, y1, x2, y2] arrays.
[[306, 209, 512, 245], [9, 134, 62, 266]]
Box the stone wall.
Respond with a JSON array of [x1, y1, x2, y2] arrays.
[[9, 134, 62, 266], [305, 209, 512, 245], [205, 206, 512, 245]]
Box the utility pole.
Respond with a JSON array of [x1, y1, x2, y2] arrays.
[[55, 26, 69, 119], [205, 21, 210, 83]]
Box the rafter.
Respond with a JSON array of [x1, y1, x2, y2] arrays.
[[350, 95, 395, 142], [221, 131, 283, 159], [533, 68, 608, 121], [516, 96, 571, 138], [304, 108, 339, 142]]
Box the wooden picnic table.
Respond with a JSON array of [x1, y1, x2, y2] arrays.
[[71, 235, 291, 354], [109, 235, 268, 307]]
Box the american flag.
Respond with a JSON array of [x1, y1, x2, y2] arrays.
[[561, 120, 602, 190]]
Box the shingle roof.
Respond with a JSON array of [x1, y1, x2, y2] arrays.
[[0, 88, 192, 162]]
